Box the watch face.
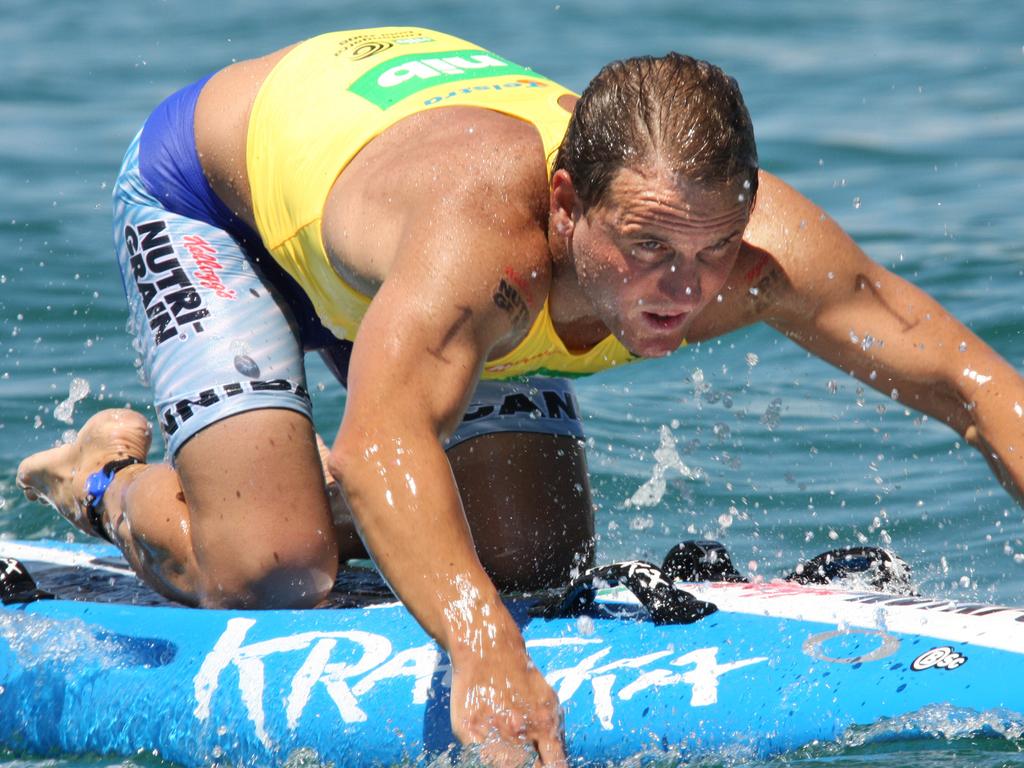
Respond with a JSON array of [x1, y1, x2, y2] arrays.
[[85, 467, 114, 503]]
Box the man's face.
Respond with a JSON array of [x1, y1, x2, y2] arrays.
[[569, 165, 750, 357]]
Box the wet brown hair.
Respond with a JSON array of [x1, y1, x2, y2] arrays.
[[553, 53, 758, 209]]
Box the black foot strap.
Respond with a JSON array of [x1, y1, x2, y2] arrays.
[[530, 561, 717, 625], [786, 546, 915, 595], [1, 557, 53, 605], [662, 540, 748, 583]]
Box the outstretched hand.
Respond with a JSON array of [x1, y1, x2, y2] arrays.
[[450, 638, 566, 767]]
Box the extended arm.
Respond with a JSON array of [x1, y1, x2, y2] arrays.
[[326, 184, 563, 763], [749, 172, 1024, 504]]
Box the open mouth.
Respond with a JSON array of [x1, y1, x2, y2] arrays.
[[641, 311, 687, 331]]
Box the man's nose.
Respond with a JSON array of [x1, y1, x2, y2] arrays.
[[658, 259, 701, 306]]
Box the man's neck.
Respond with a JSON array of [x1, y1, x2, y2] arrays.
[[547, 257, 611, 352]]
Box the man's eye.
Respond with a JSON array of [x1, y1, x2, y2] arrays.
[[699, 245, 726, 260], [633, 240, 664, 254], [698, 239, 737, 264]]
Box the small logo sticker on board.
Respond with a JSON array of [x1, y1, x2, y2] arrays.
[[911, 646, 968, 671]]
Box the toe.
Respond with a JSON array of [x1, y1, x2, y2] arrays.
[[15, 466, 34, 494], [16, 478, 40, 502], [15, 470, 39, 500]]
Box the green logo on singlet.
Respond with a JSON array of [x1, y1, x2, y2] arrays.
[[348, 49, 547, 109]]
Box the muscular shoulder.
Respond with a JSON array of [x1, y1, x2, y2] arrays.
[[374, 107, 549, 217], [325, 106, 552, 291], [744, 171, 876, 313]]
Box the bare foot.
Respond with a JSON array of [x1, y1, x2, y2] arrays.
[[17, 409, 152, 536]]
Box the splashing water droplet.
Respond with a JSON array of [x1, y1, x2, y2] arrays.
[[625, 425, 705, 507], [761, 398, 783, 430], [630, 514, 654, 530], [54, 378, 90, 424]]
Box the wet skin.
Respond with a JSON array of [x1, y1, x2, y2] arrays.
[[18, 37, 1024, 768], [551, 166, 750, 358]]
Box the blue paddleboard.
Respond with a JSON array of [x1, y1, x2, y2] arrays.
[[1, 538, 1021, 765]]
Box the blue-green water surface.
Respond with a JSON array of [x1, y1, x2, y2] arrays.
[[2, 1, 1023, 766]]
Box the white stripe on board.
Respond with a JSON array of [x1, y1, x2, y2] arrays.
[[0, 541, 130, 576], [681, 581, 1024, 654]]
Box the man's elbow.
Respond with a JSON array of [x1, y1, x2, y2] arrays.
[[326, 433, 367, 493]]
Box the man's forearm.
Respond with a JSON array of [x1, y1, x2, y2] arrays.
[[329, 429, 517, 656], [959, 362, 1024, 507]]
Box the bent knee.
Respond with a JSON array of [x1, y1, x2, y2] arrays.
[[197, 542, 338, 609]]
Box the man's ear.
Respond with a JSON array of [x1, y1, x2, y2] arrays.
[[549, 169, 579, 236]]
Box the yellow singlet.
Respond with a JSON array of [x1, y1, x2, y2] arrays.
[[247, 27, 647, 379]]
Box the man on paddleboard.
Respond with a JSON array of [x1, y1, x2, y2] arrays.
[[18, 28, 1024, 764]]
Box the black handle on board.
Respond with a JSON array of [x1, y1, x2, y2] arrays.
[[531, 560, 717, 625]]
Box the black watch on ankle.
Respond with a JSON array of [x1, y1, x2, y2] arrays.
[[83, 457, 144, 543]]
